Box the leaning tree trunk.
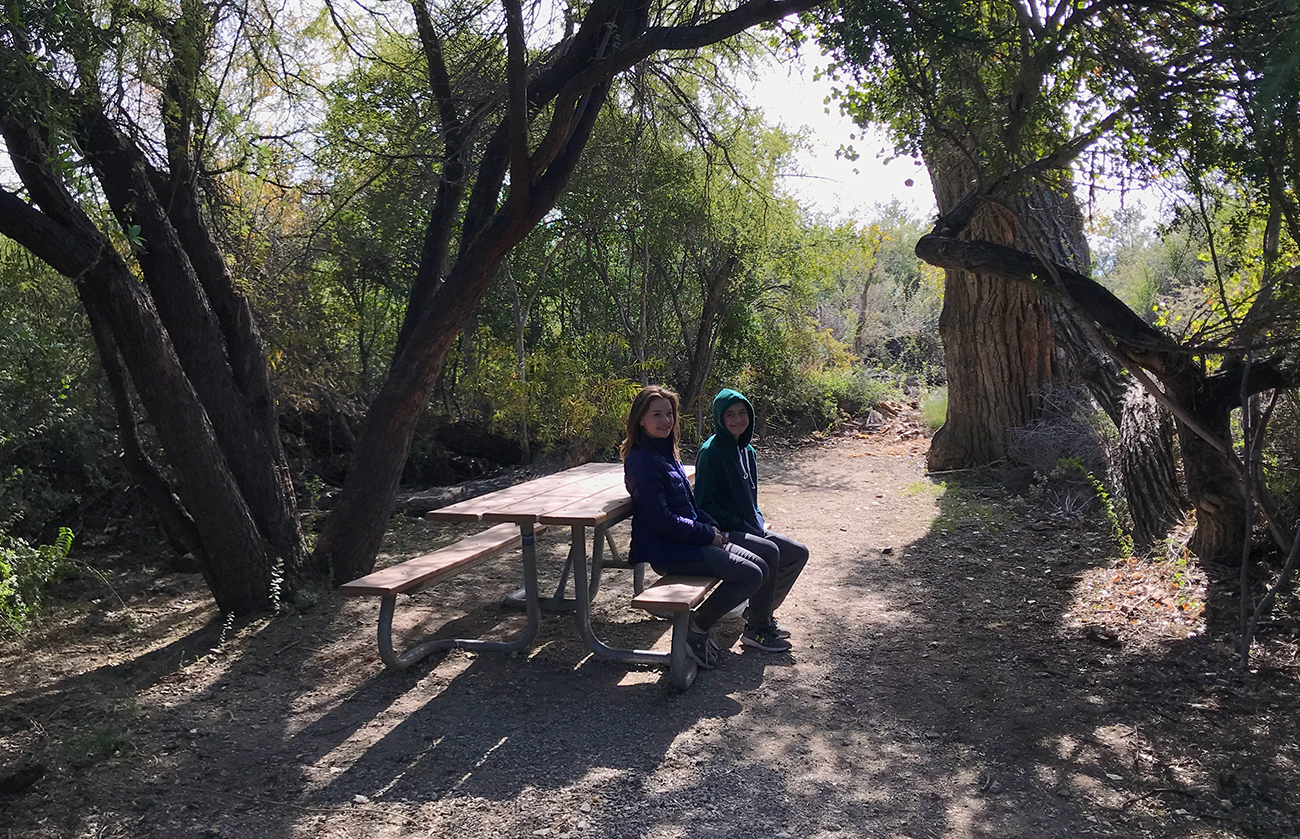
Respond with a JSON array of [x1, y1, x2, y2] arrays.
[[1014, 177, 1188, 550], [914, 224, 1272, 561], [0, 94, 301, 614], [312, 0, 839, 584], [1048, 291, 1187, 550], [314, 71, 618, 585]]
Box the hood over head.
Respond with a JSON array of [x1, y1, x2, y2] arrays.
[[711, 388, 755, 447]]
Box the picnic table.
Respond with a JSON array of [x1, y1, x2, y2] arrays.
[[342, 461, 717, 689]]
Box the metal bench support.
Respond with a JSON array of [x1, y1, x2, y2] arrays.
[[373, 523, 543, 670]]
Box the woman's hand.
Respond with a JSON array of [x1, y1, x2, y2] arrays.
[[712, 528, 727, 548]]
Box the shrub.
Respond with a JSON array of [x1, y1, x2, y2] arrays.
[[1, 526, 74, 635], [814, 366, 899, 418]]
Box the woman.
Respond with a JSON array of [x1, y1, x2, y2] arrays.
[[621, 385, 772, 669], [695, 388, 808, 651]]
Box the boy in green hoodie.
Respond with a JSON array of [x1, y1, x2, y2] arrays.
[[695, 388, 809, 652]]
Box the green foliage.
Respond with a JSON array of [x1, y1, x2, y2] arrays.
[[0, 526, 74, 635], [806, 204, 945, 379], [0, 240, 121, 539], [732, 324, 893, 432], [1090, 207, 1209, 325], [456, 327, 641, 459], [901, 479, 943, 498]]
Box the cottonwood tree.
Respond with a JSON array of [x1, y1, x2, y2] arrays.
[[825, 0, 1300, 575], [817, 0, 1192, 549]]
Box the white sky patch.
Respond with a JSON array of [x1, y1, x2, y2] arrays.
[[740, 55, 937, 224]]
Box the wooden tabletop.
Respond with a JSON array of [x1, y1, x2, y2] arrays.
[[424, 461, 693, 528]]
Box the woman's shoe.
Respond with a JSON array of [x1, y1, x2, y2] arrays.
[[687, 629, 718, 669]]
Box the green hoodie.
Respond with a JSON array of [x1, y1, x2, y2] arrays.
[[694, 388, 765, 536]]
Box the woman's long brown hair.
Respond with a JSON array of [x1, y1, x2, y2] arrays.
[[619, 385, 681, 461]]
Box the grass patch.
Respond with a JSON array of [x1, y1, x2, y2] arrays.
[[919, 387, 947, 430], [928, 483, 1012, 533], [901, 480, 945, 498]]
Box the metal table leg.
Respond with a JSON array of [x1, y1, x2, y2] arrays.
[[506, 521, 617, 611], [570, 524, 682, 676]]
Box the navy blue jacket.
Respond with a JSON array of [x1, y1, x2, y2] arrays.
[[623, 435, 717, 569]]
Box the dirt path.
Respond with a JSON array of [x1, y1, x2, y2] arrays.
[[3, 426, 1299, 838]]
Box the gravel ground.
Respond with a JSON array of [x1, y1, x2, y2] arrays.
[[3, 419, 1299, 838]]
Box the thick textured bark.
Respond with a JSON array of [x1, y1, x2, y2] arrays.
[[1118, 385, 1188, 549], [915, 223, 1300, 559], [1049, 295, 1187, 549], [926, 149, 1055, 471], [1167, 364, 1251, 562], [919, 148, 1189, 545], [1008, 186, 1185, 550]]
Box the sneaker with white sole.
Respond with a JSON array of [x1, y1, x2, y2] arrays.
[[740, 626, 792, 652]]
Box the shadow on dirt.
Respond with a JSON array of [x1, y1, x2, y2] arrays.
[[784, 460, 1300, 838]]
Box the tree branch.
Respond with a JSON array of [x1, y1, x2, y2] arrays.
[[914, 232, 1173, 351]]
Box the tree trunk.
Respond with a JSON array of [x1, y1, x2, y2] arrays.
[[0, 99, 296, 614], [851, 250, 880, 359], [915, 221, 1275, 560], [1118, 385, 1188, 548], [679, 253, 739, 414], [926, 151, 1055, 471], [314, 64, 619, 584], [1168, 366, 1251, 561], [315, 226, 540, 584], [1048, 290, 1187, 550]]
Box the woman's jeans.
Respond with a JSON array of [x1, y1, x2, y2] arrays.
[[726, 530, 809, 624], [652, 542, 767, 631]]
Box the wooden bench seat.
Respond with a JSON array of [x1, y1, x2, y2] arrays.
[[340, 522, 547, 669], [631, 574, 719, 613], [340, 522, 544, 598], [630, 574, 721, 690]]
